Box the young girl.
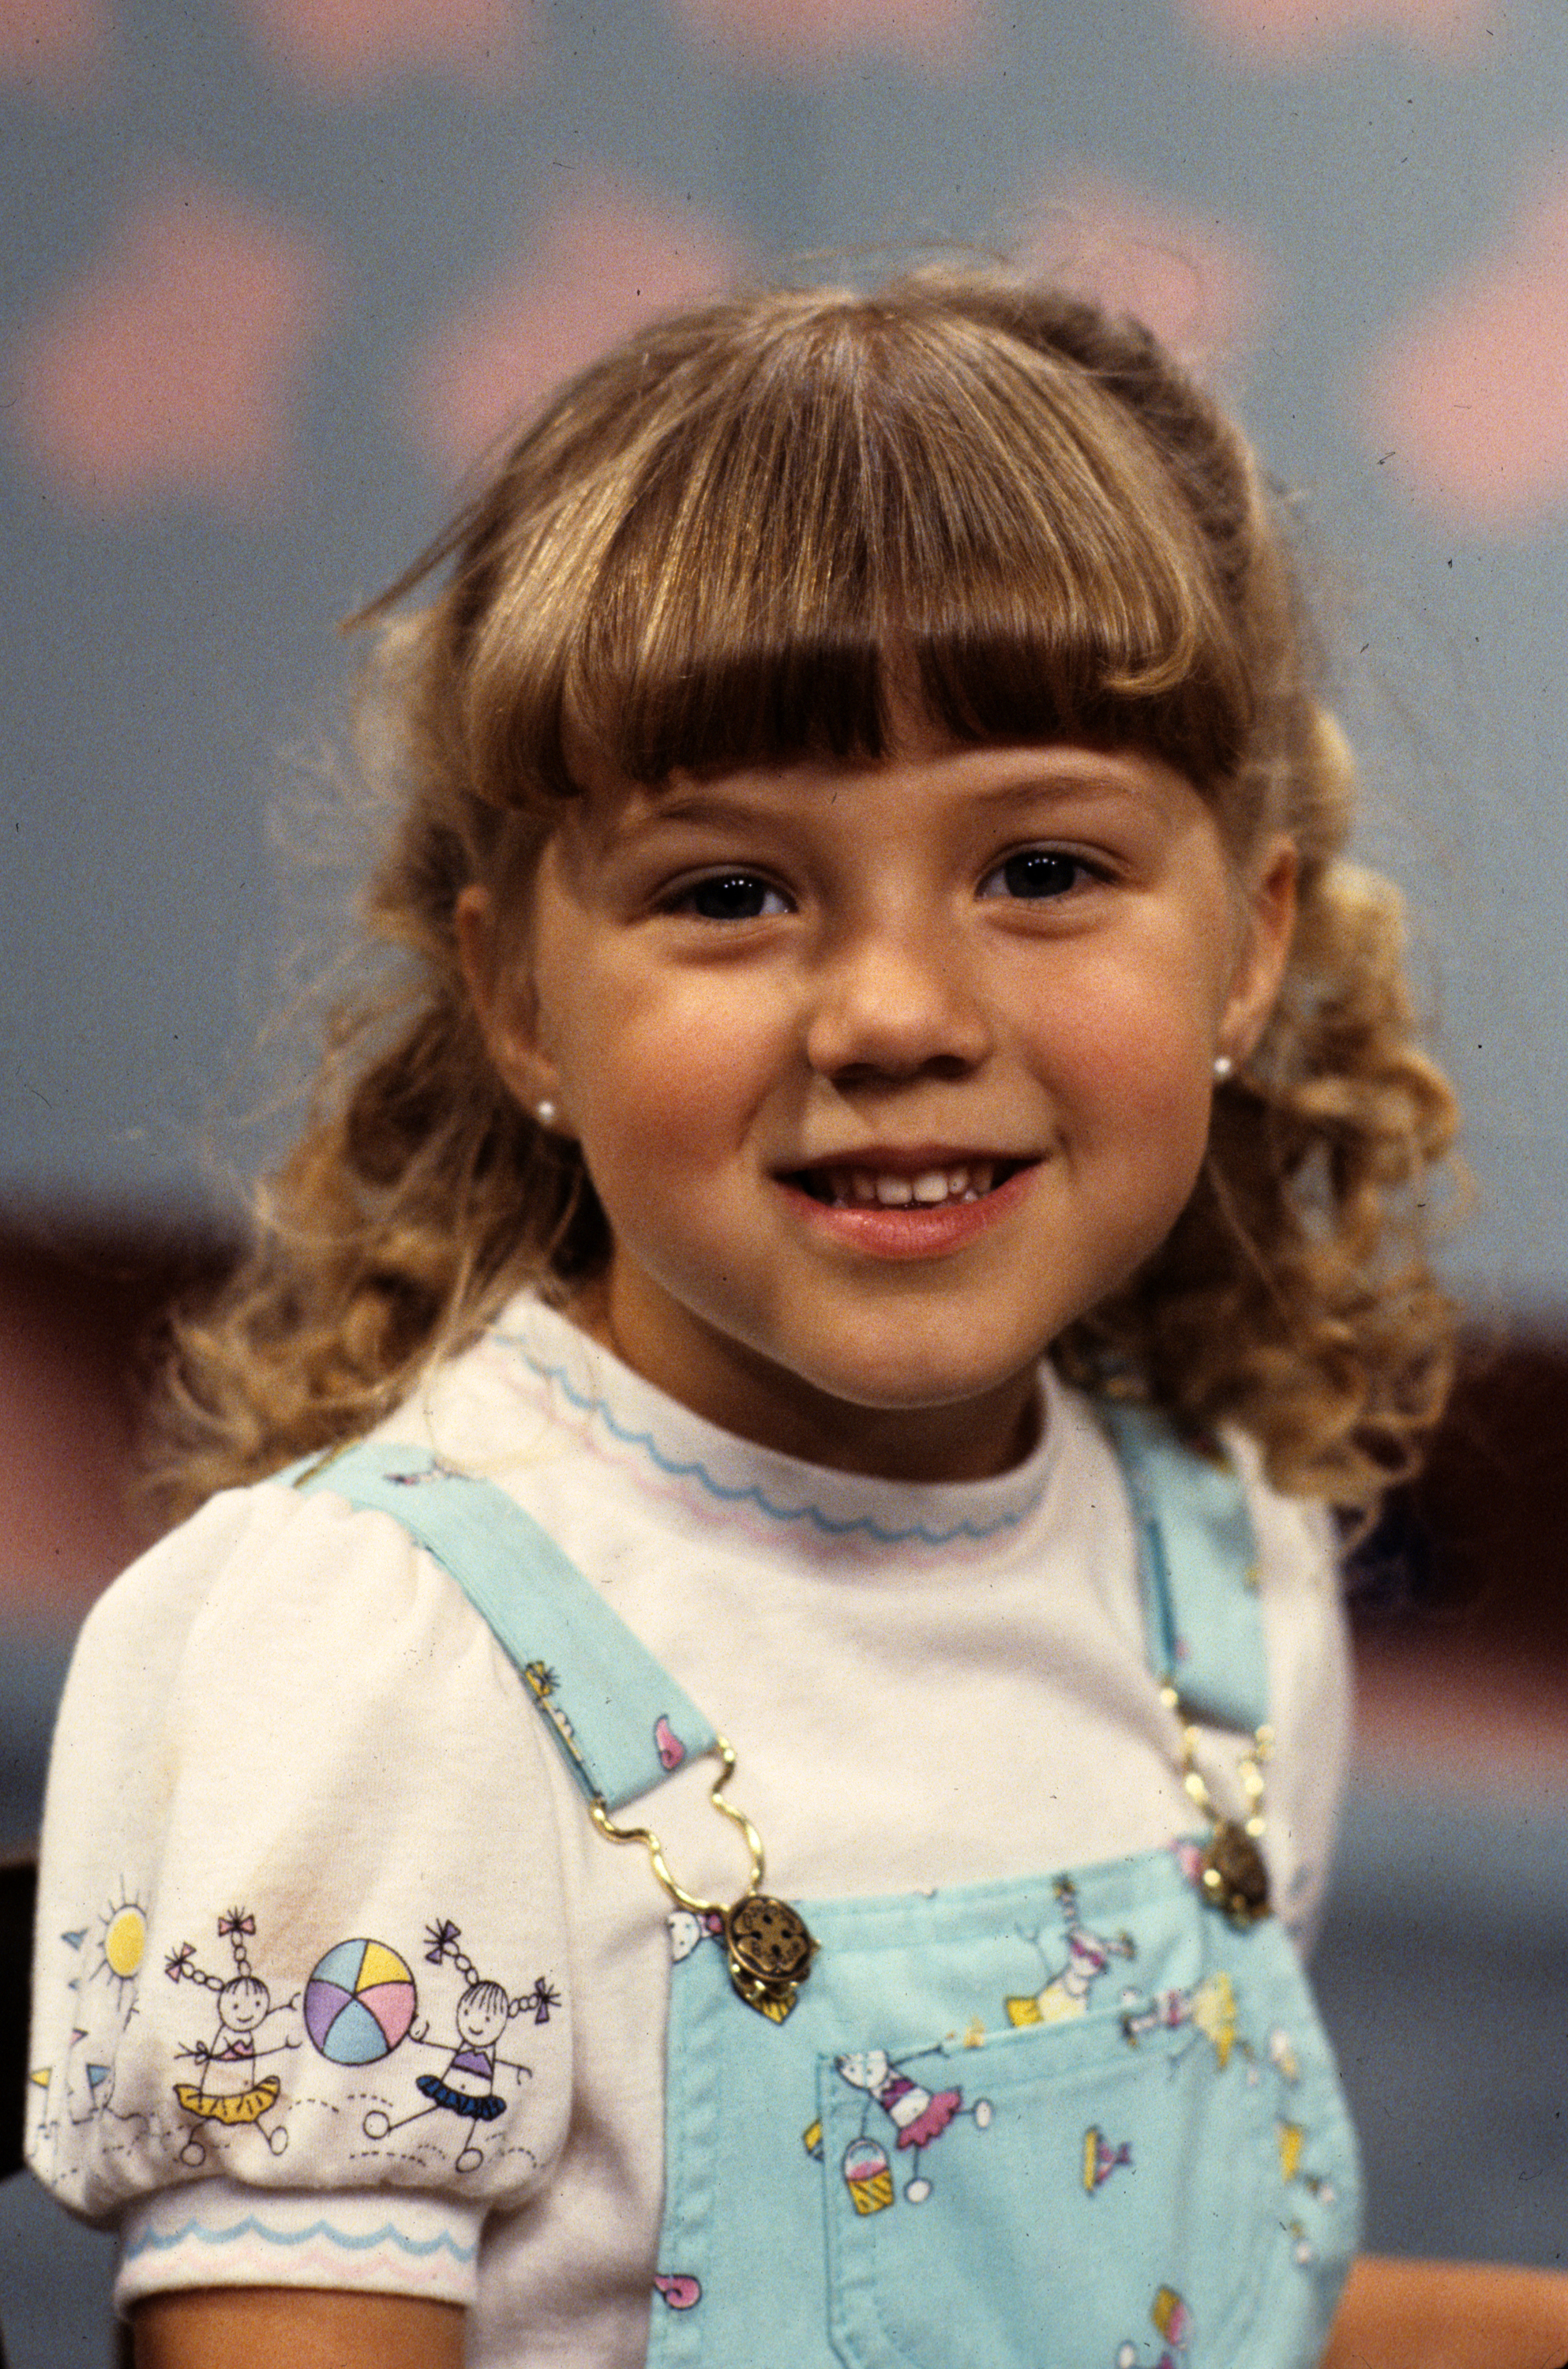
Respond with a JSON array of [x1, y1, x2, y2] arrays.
[[28, 270, 1542, 2369]]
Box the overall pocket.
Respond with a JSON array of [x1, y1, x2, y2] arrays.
[[819, 1969, 1355, 2369]]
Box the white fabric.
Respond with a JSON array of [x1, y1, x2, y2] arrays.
[[28, 1293, 1349, 2363]]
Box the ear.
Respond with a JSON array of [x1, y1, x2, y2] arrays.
[[456, 884, 571, 1132], [1217, 835, 1297, 1066]]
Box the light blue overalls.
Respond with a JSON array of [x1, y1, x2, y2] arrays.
[[296, 1403, 1360, 2369]]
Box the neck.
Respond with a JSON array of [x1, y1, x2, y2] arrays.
[[565, 1276, 1043, 1485]]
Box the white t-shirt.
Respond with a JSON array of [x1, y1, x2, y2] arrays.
[[28, 1294, 1349, 2365]]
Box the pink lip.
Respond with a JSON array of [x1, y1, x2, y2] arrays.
[[775, 1161, 1039, 1261]]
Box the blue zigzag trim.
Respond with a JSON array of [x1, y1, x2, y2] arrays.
[[508, 1344, 1030, 1545], [123, 2213, 477, 2266]]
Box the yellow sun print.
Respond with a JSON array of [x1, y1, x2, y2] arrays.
[[96, 1897, 148, 2004]]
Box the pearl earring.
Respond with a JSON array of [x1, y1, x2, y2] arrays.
[[1212, 1054, 1233, 1083], [535, 1098, 558, 1127]]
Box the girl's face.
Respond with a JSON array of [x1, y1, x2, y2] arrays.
[[467, 733, 1294, 1481], [457, 1986, 508, 2048], [219, 1977, 268, 2032]]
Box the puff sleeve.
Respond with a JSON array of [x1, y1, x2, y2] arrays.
[[26, 1480, 573, 2313]]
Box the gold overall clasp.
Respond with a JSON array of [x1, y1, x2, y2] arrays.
[[590, 1739, 818, 2021]]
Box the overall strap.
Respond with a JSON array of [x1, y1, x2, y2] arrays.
[[285, 1442, 718, 1813], [1096, 1401, 1270, 1736]]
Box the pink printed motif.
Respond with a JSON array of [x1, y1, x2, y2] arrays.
[[0, 0, 111, 99], [834, 2048, 992, 2205], [1180, 0, 1493, 63], [669, 1909, 726, 1965], [1115, 2282, 1192, 2366], [1016, 167, 1270, 362], [655, 1715, 686, 1770], [877, 2072, 962, 2151], [1084, 2123, 1134, 2192], [654, 2273, 702, 2311], [404, 171, 745, 471]]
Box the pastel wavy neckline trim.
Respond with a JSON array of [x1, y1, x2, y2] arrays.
[[486, 1295, 1056, 1550]]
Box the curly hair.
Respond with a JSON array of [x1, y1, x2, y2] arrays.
[[154, 268, 1459, 1517]]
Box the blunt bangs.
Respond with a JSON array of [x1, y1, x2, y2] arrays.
[[451, 287, 1258, 809]]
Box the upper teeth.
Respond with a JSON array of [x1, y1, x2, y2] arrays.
[[821, 1163, 996, 1208]]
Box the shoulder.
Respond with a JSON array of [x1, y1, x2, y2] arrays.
[[1221, 1425, 1341, 1597], [62, 1472, 486, 1719], [47, 1444, 571, 1849], [1049, 1379, 1340, 1602], [1056, 1383, 1348, 1729]]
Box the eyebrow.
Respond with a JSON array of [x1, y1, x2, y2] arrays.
[[631, 790, 786, 833], [964, 767, 1151, 809], [637, 761, 1153, 831]]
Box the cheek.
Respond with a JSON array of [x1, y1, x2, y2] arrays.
[[564, 974, 778, 1156], [1030, 949, 1216, 1119]]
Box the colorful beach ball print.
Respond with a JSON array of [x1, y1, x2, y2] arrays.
[[305, 1939, 417, 2064]]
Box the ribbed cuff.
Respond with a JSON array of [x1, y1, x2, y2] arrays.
[[115, 2178, 482, 2311]]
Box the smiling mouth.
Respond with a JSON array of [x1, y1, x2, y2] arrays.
[[785, 1158, 1030, 1211]]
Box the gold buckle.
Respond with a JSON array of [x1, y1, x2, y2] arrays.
[[591, 1739, 817, 2020], [1161, 1682, 1274, 1928]]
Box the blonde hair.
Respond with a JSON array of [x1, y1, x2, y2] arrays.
[[156, 268, 1459, 1515]]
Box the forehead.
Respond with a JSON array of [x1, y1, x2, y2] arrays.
[[560, 736, 1216, 850]]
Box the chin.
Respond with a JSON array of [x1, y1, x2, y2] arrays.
[[800, 1344, 1037, 1417]]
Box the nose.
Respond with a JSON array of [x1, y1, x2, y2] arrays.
[[803, 910, 992, 1085]]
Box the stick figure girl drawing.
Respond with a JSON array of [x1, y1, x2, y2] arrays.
[[362, 1920, 537, 2173], [163, 1909, 298, 2167], [834, 2048, 992, 2204]]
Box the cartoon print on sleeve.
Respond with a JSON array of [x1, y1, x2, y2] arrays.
[[517, 1972, 563, 2024], [1005, 1876, 1136, 2026], [833, 2048, 992, 2206], [32, 1890, 150, 2146], [302, 1936, 418, 2065], [359, 1920, 546, 2174], [164, 1910, 299, 2166]]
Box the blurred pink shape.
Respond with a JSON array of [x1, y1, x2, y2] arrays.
[[233, 0, 532, 94], [406, 172, 748, 474], [8, 170, 336, 516], [1180, 0, 1495, 62], [0, 0, 111, 99], [1018, 170, 1271, 360], [673, 0, 984, 72], [1363, 163, 1568, 530]]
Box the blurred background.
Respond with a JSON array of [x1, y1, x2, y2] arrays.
[[3, 0, 1567, 2356]]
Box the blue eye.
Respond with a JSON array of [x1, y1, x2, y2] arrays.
[[675, 873, 790, 921], [981, 850, 1086, 901]]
